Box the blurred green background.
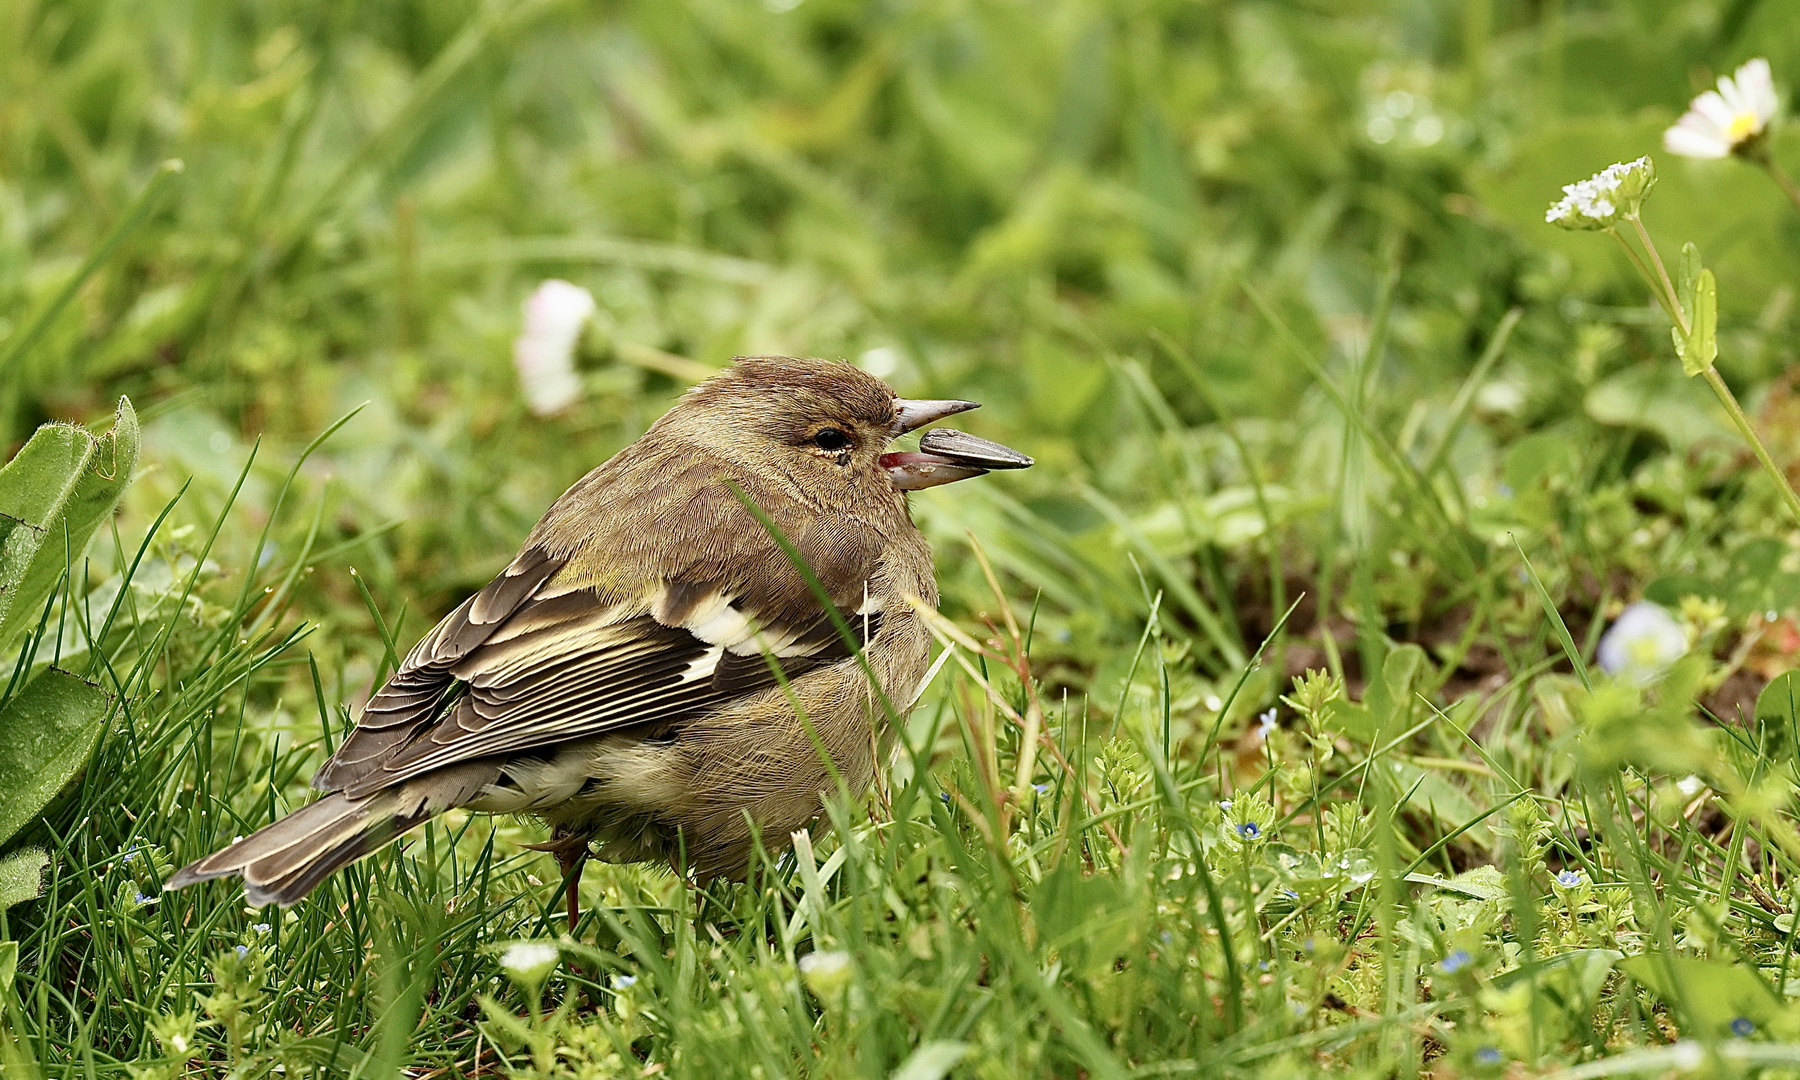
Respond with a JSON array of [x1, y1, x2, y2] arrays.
[[6, 0, 1800, 692], [12, 0, 1800, 1074]]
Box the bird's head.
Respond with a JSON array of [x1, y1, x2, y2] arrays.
[[663, 356, 1032, 497]]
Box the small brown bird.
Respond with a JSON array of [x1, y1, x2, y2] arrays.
[[169, 356, 1030, 916]]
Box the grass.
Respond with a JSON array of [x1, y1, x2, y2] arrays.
[[8, 0, 1800, 1075]]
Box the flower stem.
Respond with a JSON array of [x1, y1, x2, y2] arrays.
[[1627, 215, 1683, 331], [1698, 366, 1800, 526], [1756, 152, 1800, 215], [1610, 219, 1800, 525], [1608, 228, 1680, 328]]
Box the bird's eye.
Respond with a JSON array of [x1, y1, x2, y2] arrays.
[[812, 428, 851, 452]]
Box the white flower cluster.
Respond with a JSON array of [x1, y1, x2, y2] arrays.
[[1544, 157, 1655, 231], [1664, 58, 1778, 159]]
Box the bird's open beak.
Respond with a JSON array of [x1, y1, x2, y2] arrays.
[[882, 427, 1034, 491]]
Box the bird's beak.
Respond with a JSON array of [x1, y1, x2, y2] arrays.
[[881, 428, 1034, 490], [891, 398, 980, 435]]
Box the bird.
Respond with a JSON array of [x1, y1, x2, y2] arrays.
[[168, 355, 1032, 922]]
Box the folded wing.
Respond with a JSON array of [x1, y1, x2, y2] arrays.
[[314, 548, 883, 802]]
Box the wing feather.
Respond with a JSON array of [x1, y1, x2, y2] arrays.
[[330, 589, 880, 800], [312, 546, 565, 792], [317, 445, 896, 801]]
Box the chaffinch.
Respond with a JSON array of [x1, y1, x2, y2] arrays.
[[169, 356, 1031, 917]]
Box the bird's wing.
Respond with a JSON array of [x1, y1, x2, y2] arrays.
[[312, 544, 565, 792], [316, 477, 889, 801]]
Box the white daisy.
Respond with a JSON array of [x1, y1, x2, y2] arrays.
[[798, 950, 853, 997], [1664, 58, 1779, 159], [498, 940, 561, 988], [513, 279, 596, 416], [1545, 157, 1655, 230], [1596, 601, 1687, 683]]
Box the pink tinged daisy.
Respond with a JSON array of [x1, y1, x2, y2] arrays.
[[513, 280, 597, 416], [1664, 58, 1779, 159]]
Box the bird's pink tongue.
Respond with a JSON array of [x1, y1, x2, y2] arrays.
[[879, 451, 940, 468], [882, 429, 1033, 491], [880, 451, 987, 491]]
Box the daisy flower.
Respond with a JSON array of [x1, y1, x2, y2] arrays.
[[798, 950, 853, 997], [513, 279, 596, 416], [1664, 58, 1778, 159], [498, 940, 561, 989], [1596, 600, 1687, 682]]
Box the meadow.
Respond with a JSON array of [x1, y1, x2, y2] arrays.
[[6, 0, 1800, 1076]]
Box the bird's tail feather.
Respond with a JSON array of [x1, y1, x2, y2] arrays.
[[166, 789, 423, 907], [168, 762, 499, 906]]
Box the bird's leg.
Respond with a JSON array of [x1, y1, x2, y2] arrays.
[[558, 843, 587, 936], [524, 829, 590, 936]]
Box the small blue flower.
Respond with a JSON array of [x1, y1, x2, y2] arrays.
[[134, 892, 155, 907], [1256, 708, 1278, 738], [1474, 1046, 1502, 1065], [939, 792, 951, 804], [1236, 822, 1260, 840], [1033, 783, 1051, 795], [1217, 799, 1232, 811], [252, 922, 271, 934], [1282, 889, 1299, 900], [235, 945, 249, 960], [1556, 869, 1583, 888], [1731, 1017, 1755, 1037], [1159, 930, 1172, 944], [1437, 949, 1472, 974], [614, 974, 638, 989]]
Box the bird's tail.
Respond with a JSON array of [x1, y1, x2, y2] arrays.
[[166, 764, 495, 907], [165, 790, 424, 907]]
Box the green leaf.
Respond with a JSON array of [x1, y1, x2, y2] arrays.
[[0, 397, 139, 656], [1493, 948, 1622, 992], [1033, 864, 1132, 970], [0, 847, 48, 911], [892, 1041, 971, 1080], [1584, 363, 1733, 450], [1382, 643, 1427, 709], [1577, 657, 1714, 772], [1756, 672, 1800, 762], [0, 668, 114, 849], [1669, 245, 1718, 376], [1321, 699, 1378, 744], [1404, 867, 1507, 902], [1688, 268, 1719, 374], [1642, 573, 1718, 608], [1725, 538, 1800, 617], [1391, 762, 1485, 840], [0, 939, 40, 1080], [1620, 954, 1780, 1033], [1677, 241, 1701, 313]]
